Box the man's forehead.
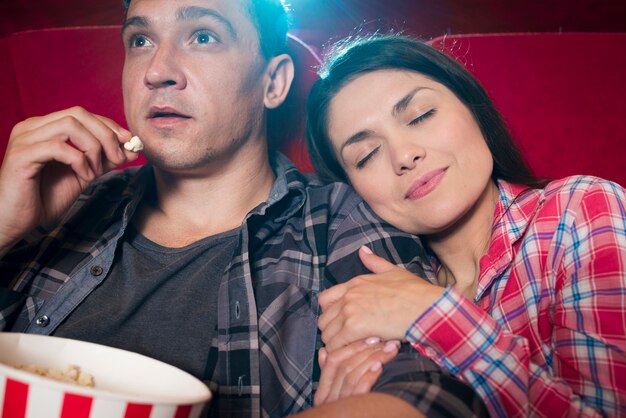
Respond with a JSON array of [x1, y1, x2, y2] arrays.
[[126, 0, 253, 27]]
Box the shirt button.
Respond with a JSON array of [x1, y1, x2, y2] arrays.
[[90, 265, 104, 276], [35, 315, 50, 327], [234, 301, 241, 319]]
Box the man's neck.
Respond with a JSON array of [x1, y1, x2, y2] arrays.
[[134, 144, 275, 248]]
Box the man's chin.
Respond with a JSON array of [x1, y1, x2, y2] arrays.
[[142, 149, 221, 175]]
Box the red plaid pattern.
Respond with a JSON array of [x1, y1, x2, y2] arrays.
[[408, 176, 626, 417]]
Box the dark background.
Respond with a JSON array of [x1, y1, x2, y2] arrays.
[[2, 0, 626, 50]]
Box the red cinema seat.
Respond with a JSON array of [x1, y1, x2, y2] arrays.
[[0, 36, 25, 164], [0, 26, 320, 172], [429, 32, 626, 186]]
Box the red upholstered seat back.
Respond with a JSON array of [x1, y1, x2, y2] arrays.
[[0, 27, 128, 165], [429, 33, 626, 186], [2, 30, 624, 186], [0, 36, 25, 163], [0, 26, 319, 171]]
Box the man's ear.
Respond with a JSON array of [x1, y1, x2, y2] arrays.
[[264, 53, 295, 109]]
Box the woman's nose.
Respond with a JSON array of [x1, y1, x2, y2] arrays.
[[391, 139, 425, 175]]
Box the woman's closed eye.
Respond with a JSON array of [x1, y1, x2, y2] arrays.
[[356, 145, 381, 169], [408, 109, 436, 126]]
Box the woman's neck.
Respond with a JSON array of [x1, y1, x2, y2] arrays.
[[425, 180, 500, 299]]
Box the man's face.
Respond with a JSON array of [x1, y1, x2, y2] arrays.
[[122, 0, 268, 172]]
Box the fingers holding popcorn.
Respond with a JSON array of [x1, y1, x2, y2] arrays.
[[0, 107, 137, 255], [124, 135, 144, 153]]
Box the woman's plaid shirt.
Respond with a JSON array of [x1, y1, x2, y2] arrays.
[[409, 176, 626, 417]]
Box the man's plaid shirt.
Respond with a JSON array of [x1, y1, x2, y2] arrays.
[[0, 152, 487, 417]]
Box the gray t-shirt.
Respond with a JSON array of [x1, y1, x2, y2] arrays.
[[53, 225, 238, 380]]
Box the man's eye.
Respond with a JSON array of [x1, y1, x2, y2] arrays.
[[129, 35, 151, 48], [194, 31, 217, 44]]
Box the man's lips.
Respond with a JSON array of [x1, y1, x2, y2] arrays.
[[405, 168, 448, 200], [147, 106, 191, 119]]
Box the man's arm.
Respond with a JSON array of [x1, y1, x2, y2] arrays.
[[322, 191, 487, 416], [293, 393, 425, 418], [313, 341, 488, 417]]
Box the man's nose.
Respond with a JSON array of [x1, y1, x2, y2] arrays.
[[144, 42, 187, 90]]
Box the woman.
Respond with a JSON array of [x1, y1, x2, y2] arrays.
[[306, 34, 626, 417]]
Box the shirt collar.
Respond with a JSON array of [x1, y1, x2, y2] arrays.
[[118, 151, 312, 229], [476, 179, 542, 298], [247, 151, 312, 222]]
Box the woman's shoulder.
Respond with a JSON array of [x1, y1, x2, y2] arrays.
[[543, 175, 624, 201], [536, 175, 625, 221]]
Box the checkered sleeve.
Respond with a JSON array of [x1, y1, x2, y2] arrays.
[[324, 191, 434, 283], [373, 344, 488, 418], [325, 194, 487, 416], [406, 179, 626, 418]]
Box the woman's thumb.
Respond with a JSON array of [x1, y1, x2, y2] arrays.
[[359, 246, 398, 274]]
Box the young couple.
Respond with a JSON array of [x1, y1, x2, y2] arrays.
[[0, 0, 623, 417]]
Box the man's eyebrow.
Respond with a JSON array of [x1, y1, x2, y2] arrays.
[[122, 16, 149, 35], [340, 130, 375, 155], [392, 87, 427, 117], [122, 7, 237, 40], [176, 6, 237, 40]]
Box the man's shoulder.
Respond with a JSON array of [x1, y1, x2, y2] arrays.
[[305, 180, 364, 213], [61, 166, 145, 225], [275, 153, 369, 221], [83, 166, 143, 196]]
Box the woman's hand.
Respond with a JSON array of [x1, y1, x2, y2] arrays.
[[319, 246, 445, 352], [315, 338, 400, 406]]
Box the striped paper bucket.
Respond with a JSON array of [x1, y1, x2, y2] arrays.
[[0, 333, 211, 418]]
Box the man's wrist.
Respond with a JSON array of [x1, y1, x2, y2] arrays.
[[293, 393, 425, 418]]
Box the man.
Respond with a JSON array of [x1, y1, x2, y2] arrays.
[[0, 0, 486, 416]]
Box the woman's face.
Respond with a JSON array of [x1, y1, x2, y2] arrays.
[[327, 69, 494, 235]]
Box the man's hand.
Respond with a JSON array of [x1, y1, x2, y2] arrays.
[[315, 338, 400, 405], [318, 246, 445, 352], [0, 107, 137, 255]]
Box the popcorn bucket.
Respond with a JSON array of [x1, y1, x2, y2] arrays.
[[0, 333, 211, 418]]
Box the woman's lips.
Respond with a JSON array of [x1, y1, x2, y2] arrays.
[[405, 168, 447, 200]]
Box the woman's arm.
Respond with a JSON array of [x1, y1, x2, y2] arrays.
[[320, 179, 626, 417], [408, 180, 626, 418]]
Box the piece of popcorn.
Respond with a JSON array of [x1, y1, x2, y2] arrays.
[[10, 363, 96, 388], [77, 371, 95, 387], [47, 368, 64, 380], [123, 135, 144, 152], [63, 365, 79, 380]]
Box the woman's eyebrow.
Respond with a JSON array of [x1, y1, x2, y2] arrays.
[[392, 87, 428, 117], [340, 130, 375, 155]]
